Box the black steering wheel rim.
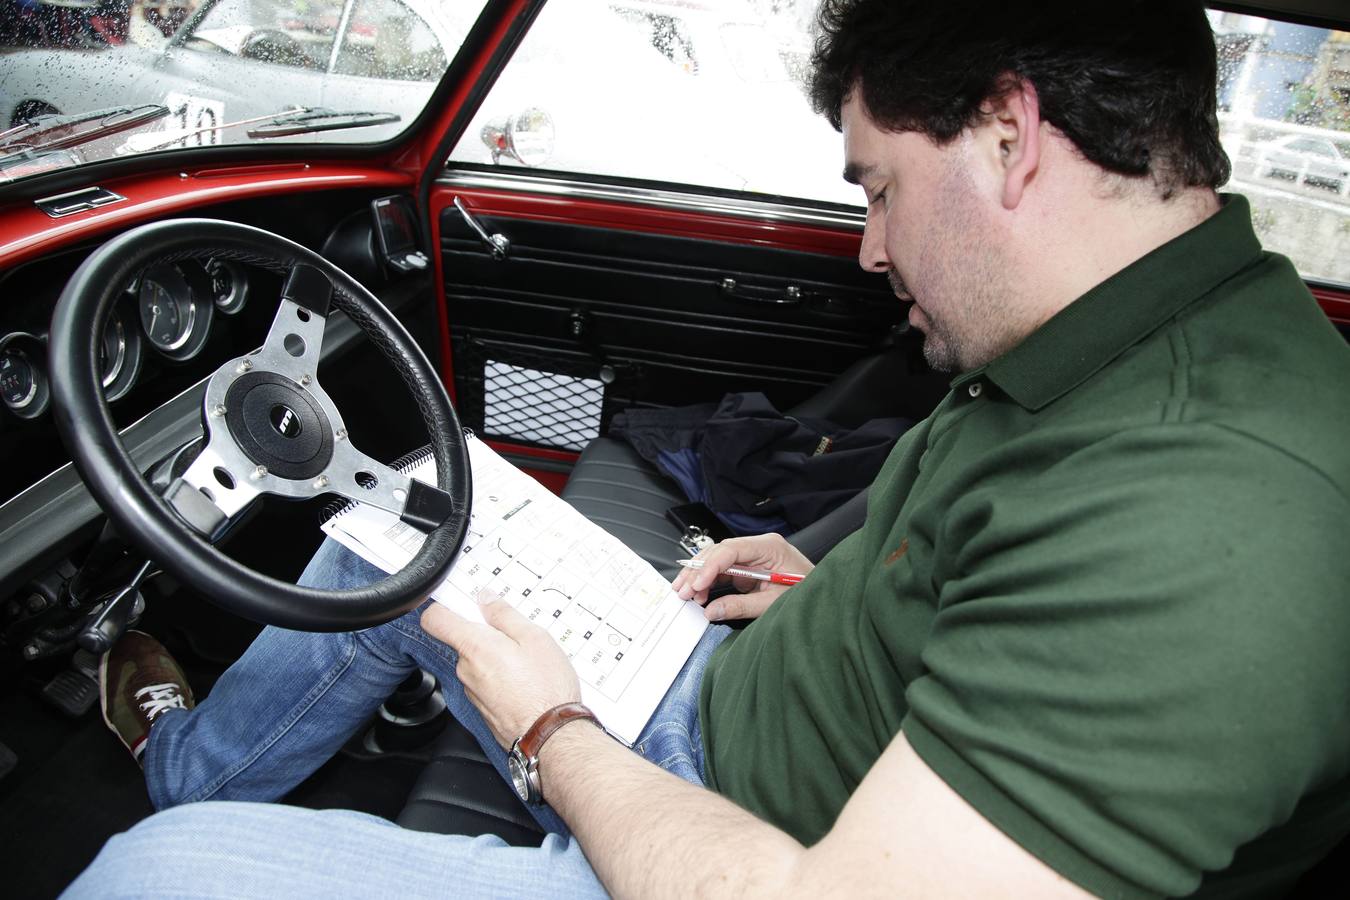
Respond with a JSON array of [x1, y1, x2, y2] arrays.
[[49, 218, 471, 632]]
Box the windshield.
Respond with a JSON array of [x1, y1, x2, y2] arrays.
[[0, 0, 487, 183]]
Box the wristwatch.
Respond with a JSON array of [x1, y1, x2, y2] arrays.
[[507, 702, 599, 805]]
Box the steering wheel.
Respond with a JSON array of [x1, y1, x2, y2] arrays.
[[48, 219, 472, 632]]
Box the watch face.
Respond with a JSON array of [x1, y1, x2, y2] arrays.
[[508, 752, 531, 803]]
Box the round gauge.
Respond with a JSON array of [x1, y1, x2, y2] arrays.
[[100, 308, 143, 402], [0, 332, 51, 419], [100, 314, 127, 388], [205, 258, 248, 315], [1, 348, 37, 409], [137, 265, 213, 361]]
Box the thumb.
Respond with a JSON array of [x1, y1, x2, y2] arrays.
[[704, 588, 779, 623]]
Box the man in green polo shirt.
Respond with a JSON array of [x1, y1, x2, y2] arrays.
[[79, 0, 1348, 897]]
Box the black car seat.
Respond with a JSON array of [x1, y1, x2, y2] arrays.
[[389, 350, 949, 843], [563, 350, 948, 576]]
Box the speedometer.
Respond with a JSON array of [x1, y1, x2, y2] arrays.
[[137, 265, 213, 361]]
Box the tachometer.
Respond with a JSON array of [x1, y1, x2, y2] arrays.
[[0, 333, 50, 419], [137, 264, 212, 361]]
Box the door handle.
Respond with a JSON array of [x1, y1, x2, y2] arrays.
[[719, 278, 803, 306], [454, 196, 510, 260]]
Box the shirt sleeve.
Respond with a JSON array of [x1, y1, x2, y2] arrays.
[[901, 423, 1350, 899]]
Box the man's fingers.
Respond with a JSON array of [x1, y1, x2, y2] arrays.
[[687, 539, 755, 591], [422, 602, 486, 652], [478, 597, 544, 644]]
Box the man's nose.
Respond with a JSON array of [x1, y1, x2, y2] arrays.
[[858, 214, 889, 273]]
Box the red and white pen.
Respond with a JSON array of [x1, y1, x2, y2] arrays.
[[676, 558, 805, 586]]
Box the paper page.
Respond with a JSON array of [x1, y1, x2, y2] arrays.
[[321, 437, 708, 746]]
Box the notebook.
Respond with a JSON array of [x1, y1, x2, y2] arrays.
[[320, 434, 709, 746]]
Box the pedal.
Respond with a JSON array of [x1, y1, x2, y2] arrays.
[[42, 666, 99, 718]]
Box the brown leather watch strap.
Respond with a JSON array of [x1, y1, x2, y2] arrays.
[[517, 702, 599, 760]]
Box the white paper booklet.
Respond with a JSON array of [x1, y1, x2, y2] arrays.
[[320, 435, 709, 746]]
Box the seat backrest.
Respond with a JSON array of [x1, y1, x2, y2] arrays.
[[787, 348, 949, 428], [787, 487, 868, 563]]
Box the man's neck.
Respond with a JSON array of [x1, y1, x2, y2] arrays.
[[1013, 178, 1221, 334]]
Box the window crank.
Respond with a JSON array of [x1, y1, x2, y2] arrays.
[[453, 196, 510, 260]]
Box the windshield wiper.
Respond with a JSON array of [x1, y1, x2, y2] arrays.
[[0, 104, 169, 156], [118, 107, 403, 155], [245, 108, 400, 139]]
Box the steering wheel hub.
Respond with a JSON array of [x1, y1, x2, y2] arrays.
[[225, 372, 333, 479]]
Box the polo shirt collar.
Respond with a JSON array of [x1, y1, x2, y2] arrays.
[[968, 194, 1263, 411]]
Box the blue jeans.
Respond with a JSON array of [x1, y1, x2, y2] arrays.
[[65, 540, 729, 899]]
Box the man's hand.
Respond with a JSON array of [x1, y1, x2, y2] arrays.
[[671, 533, 815, 622], [421, 598, 581, 748]]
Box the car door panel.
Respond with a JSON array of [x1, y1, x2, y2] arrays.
[[432, 182, 918, 458]]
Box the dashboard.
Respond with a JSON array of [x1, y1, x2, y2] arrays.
[[0, 188, 439, 600], [0, 251, 280, 500], [1, 255, 248, 411]]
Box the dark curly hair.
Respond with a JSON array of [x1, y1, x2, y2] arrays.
[[809, 0, 1230, 197]]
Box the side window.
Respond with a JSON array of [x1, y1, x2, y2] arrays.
[[446, 0, 854, 206], [447, 2, 1350, 290], [181, 0, 337, 70], [333, 0, 449, 81], [1211, 12, 1350, 287]]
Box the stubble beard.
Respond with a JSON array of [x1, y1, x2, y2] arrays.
[[905, 161, 1021, 374]]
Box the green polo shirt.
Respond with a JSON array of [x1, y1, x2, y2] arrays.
[[699, 195, 1350, 898]]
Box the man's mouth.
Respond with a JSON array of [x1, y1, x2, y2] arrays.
[[888, 271, 913, 302]]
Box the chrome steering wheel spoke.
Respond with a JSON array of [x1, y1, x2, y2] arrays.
[[254, 264, 330, 382], [167, 439, 264, 540], [167, 261, 455, 539], [325, 443, 454, 531]]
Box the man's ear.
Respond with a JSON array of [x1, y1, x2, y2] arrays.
[[984, 77, 1042, 210]]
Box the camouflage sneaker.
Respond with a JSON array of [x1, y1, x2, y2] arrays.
[[99, 630, 195, 763]]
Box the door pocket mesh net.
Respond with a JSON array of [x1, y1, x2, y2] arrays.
[[454, 338, 620, 452]]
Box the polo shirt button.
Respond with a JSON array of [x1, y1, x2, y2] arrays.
[[967, 382, 983, 399]]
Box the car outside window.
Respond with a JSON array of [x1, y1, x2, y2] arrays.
[[1287, 138, 1335, 157], [1211, 11, 1350, 287], [333, 0, 447, 81], [184, 0, 340, 70], [0, 0, 488, 178]]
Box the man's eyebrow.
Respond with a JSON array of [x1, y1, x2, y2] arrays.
[[842, 162, 877, 185]]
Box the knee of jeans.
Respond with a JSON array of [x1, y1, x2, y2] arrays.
[[66, 806, 214, 896], [354, 603, 437, 668]]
